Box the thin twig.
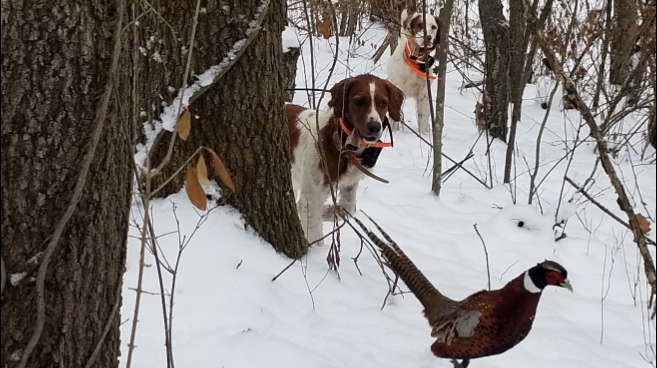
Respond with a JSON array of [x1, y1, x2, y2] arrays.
[[272, 259, 298, 282], [17, 2, 125, 366], [145, 213, 174, 368], [473, 224, 491, 291], [1, 255, 5, 296], [564, 176, 656, 247], [400, 121, 491, 188], [524, 0, 656, 312]]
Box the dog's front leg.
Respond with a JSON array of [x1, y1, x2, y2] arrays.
[[323, 183, 359, 222], [338, 183, 358, 215], [297, 174, 329, 247]]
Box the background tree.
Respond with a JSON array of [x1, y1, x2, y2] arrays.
[[478, 0, 511, 141], [503, 0, 554, 183], [1, 1, 132, 367], [431, 0, 456, 196], [610, 0, 637, 85], [140, 0, 307, 258]]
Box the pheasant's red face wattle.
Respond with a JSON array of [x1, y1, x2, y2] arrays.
[[545, 270, 565, 286]]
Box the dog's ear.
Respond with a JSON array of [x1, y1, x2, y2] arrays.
[[401, 9, 409, 25], [328, 77, 356, 118], [384, 80, 405, 122]]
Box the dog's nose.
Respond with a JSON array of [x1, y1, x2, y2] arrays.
[[366, 120, 382, 135], [424, 34, 432, 43]]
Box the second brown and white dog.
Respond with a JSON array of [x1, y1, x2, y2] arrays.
[[386, 9, 441, 135], [286, 74, 404, 246]]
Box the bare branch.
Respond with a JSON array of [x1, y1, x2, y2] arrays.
[[522, 0, 657, 313]]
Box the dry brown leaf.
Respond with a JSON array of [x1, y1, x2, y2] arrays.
[[636, 214, 652, 235], [196, 154, 213, 186], [205, 148, 236, 192], [177, 109, 191, 141], [185, 164, 207, 211], [316, 18, 331, 40]]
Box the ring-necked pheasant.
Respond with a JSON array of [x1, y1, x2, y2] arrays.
[[353, 214, 572, 367]]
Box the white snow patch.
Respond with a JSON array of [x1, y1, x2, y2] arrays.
[[152, 52, 163, 63], [282, 26, 300, 52], [10, 272, 27, 286]]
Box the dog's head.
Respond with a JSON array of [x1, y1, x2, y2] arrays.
[[400, 9, 441, 51], [328, 74, 405, 143]]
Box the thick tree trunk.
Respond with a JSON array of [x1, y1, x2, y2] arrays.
[[143, 0, 306, 258], [610, 0, 637, 85], [479, 0, 511, 141], [1, 1, 131, 367]]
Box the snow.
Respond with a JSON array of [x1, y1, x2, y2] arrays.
[[121, 22, 657, 368], [9, 272, 27, 286], [283, 26, 301, 52]]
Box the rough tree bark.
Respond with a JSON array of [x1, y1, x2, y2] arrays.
[[478, 0, 511, 141], [610, 0, 637, 85], [1, 1, 132, 367], [140, 0, 306, 258]]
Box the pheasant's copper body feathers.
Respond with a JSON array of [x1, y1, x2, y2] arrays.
[[354, 214, 572, 361]]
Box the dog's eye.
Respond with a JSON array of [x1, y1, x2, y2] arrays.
[[353, 99, 364, 106], [431, 25, 437, 30], [379, 101, 388, 108]]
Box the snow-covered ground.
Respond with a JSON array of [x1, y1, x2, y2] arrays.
[[120, 23, 657, 368]]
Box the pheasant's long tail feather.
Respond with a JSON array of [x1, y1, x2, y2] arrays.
[[353, 214, 445, 309]]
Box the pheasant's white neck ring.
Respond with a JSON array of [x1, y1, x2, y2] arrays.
[[523, 271, 542, 293]]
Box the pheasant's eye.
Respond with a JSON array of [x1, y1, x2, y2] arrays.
[[545, 271, 562, 285]]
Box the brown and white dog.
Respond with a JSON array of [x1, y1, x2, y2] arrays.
[[387, 9, 441, 135], [286, 74, 404, 246]]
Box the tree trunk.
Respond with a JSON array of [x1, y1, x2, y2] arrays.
[[610, 0, 637, 85], [431, 0, 456, 196], [1, 1, 132, 367], [282, 47, 301, 103], [503, 0, 554, 183], [503, 0, 526, 183], [143, 0, 306, 258], [479, 0, 511, 141]]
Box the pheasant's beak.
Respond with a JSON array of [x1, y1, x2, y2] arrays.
[[559, 279, 573, 292]]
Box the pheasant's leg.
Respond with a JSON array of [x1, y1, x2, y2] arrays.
[[451, 359, 470, 368]]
